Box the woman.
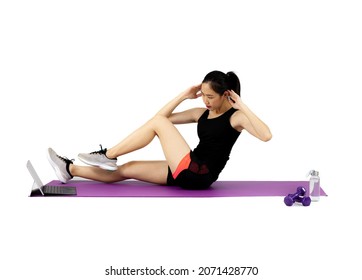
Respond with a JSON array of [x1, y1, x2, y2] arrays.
[[48, 70, 272, 189]]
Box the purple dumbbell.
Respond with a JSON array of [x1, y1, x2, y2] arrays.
[[284, 186, 310, 206], [295, 195, 311, 206]]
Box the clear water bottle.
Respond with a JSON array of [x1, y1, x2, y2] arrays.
[[307, 170, 320, 202]]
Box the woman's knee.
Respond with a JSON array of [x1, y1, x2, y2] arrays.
[[119, 161, 139, 179], [150, 115, 171, 128]]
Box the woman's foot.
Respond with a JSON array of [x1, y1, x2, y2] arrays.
[[78, 145, 118, 171], [47, 148, 74, 183]]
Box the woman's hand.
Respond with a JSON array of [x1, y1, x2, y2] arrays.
[[156, 84, 202, 117], [182, 84, 202, 100], [225, 90, 243, 110]]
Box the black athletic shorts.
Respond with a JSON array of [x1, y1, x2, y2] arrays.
[[166, 151, 215, 190]]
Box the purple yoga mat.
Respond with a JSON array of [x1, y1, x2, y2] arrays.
[[39, 180, 327, 197]]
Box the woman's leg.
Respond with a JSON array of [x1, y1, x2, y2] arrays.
[[48, 147, 170, 184], [70, 160, 169, 184], [104, 115, 191, 173]]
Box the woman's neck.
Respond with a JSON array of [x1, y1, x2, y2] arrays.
[[212, 101, 232, 115]]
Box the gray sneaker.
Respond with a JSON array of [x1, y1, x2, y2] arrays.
[[47, 148, 74, 183], [78, 144, 117, 171]]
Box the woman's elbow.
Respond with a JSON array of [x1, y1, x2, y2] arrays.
[[261, 131, 272, 142]]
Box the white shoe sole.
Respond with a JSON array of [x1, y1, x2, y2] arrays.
[[78, 156, 117, 171]]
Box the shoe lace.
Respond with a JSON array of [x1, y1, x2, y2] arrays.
[[90, 144, 107, 155], [56, 155, 75, 164]]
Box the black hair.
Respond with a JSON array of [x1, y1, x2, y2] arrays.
[[202, 70, 241, 96]]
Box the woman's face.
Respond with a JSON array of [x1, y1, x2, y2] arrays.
[[201, 82, 226, 111]]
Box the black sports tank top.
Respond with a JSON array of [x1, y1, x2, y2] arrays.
[[193, 108, 241, 180]]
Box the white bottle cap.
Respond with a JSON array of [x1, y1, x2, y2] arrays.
[[306, 170, 319, 177]]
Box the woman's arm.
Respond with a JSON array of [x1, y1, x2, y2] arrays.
[[155, 84, 202, 118], [227, 90, 272, 142], [168, 107, 206, 124]]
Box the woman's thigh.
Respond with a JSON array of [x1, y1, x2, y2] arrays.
[[150, 115, 191, 174], [119, 160, 169, 185]]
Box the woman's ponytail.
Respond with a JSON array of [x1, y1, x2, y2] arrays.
[[226, 72, 241, 96]]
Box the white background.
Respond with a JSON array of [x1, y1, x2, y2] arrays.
[[1, 0, 361, 279]]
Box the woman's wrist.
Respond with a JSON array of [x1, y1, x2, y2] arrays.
[[177, 91, 188, 102]]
